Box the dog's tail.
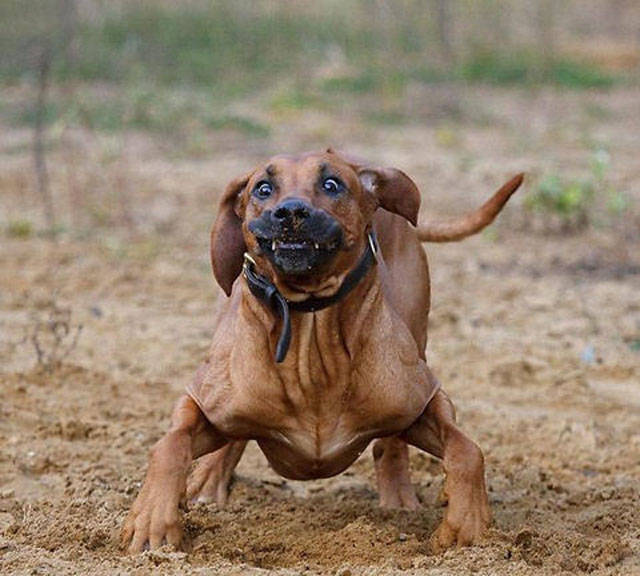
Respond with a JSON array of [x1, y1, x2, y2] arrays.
[[416, 173, 524, 243]]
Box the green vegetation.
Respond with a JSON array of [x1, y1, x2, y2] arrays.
[[0, 1, 624, 137], [3, 3, 621, 91], [526, 173, 595, 225], [205, 115, 270, 138], [525, 148, 629, 228], [365, 109, 410, 126], [269, 87, 321, 113], [5, 84, 269, 137], [6, 219, 33, 239], [459, 50, 615, 88], [58, 4, 617, 92], [2, 2, 424, 90]]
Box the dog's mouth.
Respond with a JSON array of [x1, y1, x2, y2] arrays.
[[249, 209, 343, 276], [259, 237, 341, 253], [255, 233, 342, 276]]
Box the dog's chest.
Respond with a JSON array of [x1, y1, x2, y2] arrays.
[[225, 312, 352, 430], [189, 294, 435, 479], [224, 307, 431, 446], [232, 311, 433, 479], [282, 313, 348, 407]]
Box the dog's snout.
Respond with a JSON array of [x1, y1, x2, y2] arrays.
[[249, 192, 342, 276], [273, 198, 310, 226]]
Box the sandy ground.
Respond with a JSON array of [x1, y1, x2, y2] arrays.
[[1, 85, 639, 575]]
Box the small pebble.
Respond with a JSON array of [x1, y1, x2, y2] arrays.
[[580, 345, 596, 365]]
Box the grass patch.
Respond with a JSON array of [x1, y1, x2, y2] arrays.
[[6, 219, 33, 238], [205, 114, 270, 137], [1, 3, 621, 93], [320, 73, 381, 95], [525, 148, 629, 231], [320, 69, 409, 96], [526, 174, 595, 223], [459, 50, 616, 88], [550, 59, 615, 88], [49, 4, 386, 91], [269, 87, 321, 113], [5, 84, 270, 137], [1, 2, 623, 140], [365, 109, 409, 126], [13, 101, 60, 126], [409, 66, 451, 84]]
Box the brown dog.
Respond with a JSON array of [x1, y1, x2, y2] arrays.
[[121, 149, 523, 554]]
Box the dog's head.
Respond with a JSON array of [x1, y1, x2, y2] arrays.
[[211, 149, 420, 296]]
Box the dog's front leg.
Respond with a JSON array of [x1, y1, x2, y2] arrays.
[[402, 383, 491, 552], [186, 441, 247, 506], [121, 395, 226, 553]]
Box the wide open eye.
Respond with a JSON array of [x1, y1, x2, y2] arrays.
[[322, 177, 343, 196], [253, 180, 273, 200]]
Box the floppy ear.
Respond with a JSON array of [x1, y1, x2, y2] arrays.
[[358, 167, 421, 226], [210, 173, 251, 296]]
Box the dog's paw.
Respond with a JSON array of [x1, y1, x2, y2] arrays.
[[120, 482, 183, 554], [379, 483, 421, 511], [429, 486, 491, 552]]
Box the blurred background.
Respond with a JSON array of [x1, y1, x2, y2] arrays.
[[1, 0, 639, 240], [1, 3, 640, 574]]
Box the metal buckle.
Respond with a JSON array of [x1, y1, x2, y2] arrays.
[[242, 252, 257, 276], [367, 232, 378, 256]]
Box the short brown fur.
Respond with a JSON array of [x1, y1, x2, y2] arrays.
[[121, 150, 523, 554]]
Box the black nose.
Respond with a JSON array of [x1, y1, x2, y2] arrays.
[[273, 198, 310, 227]]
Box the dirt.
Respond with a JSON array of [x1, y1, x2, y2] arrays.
[[1, 85, 639, 575]]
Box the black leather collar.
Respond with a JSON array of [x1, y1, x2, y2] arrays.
[[242, 232, 379, 363]]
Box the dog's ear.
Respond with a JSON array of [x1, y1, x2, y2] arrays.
[[211, 173, 251, 296], [358, 167, 421, 226]]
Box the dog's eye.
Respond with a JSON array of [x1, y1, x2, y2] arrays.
[[253, 181, 273, 200], [322, 177, 343, 195]]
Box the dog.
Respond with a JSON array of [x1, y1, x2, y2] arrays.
[[121, 149, 523, 553]]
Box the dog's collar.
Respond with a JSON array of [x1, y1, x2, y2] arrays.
[[242, 232, 379, 363]]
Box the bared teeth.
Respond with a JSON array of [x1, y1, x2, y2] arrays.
[[267, 240, 335, 251]]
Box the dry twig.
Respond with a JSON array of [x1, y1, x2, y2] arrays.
[[33, 44, 55, 234], [28, 300, 83, 372]]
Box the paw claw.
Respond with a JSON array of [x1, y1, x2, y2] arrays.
[[430, 498, 491, 552], [120, 488, 183, 554]]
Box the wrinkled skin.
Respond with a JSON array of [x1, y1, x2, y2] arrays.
[[122, 150, 521, 554]]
